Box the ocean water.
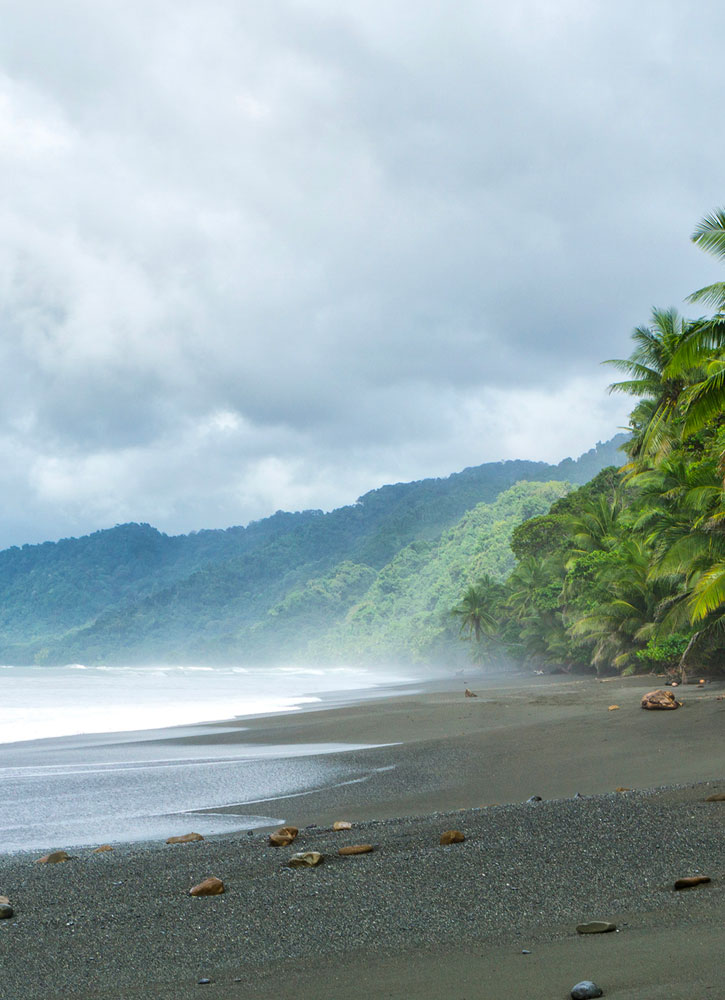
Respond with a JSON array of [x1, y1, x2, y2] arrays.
[[0, 662, 412, 744], [0, 662, 415, 852]]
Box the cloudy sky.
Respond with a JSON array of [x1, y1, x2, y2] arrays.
[[1, 0, 723, 547]]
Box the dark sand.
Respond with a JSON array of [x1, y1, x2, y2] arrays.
[[1, 673, 723, 999]]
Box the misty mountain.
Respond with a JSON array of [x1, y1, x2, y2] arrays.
[[0, 436, 626, 665]]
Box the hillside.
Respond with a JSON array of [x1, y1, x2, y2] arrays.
[[0, 437, 625, 665]]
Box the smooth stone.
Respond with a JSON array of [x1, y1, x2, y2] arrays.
[[439, 830, 465, 845], [576, 921, 616, 934], [527, 795, 542, 803], [269, 826, 299, 847], [571, 982, 603, 999], [166, 832, 204, 844], [94, 844, 113, 852], [198, 979, 211, 985], [641, 688, 680, 710], [338, 844, 374, 855], [333, 821, 353, 831], [36, 851, 70, 864], [288, 852, 323, 868], [607, 704, 620, 710], [705, 792, 725, 801], [674, 875, 711, 890], [0, 895, 9, 904], [189, 877, 225, 897], [0, 904, 13, 919]]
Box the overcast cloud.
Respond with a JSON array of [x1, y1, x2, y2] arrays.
[[1, 0, 724, 547]]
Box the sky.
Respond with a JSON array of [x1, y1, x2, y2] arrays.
[[1, 0, 724, 548]]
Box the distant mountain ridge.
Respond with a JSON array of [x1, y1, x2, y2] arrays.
[[0, 436, 626, 665]]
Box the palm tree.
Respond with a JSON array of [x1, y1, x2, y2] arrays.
[[451, 577, 499, 643], [605, 308, 695, 459]]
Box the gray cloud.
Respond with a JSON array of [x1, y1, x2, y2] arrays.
[[0, 0, 723, 546]]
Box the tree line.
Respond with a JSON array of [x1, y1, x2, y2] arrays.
[[452, 209, 725, 678]]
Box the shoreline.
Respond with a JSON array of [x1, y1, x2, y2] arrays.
[[1, 672, 723, 999]]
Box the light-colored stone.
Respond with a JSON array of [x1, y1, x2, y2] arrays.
[[166, 832, 204, 844], [338, 844, 373, 856], [288, 852, 323, 868], [439, 830, 465, 845], [576, 921, 616, 934], [674, 875, 711, 890], [0, 896, 9, 904], [333, 821, 352, 831], [36, 851, 70, 864], [93, 844, 114, 852], [607, 705, 620, 711], [641, 688, 680, 710], [464, 688, 477, 697], [189, 877, 225, 896], [269, 826, 299, 847]]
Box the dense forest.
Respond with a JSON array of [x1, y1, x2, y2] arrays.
[[0, 442, 622, 665], [453, 209, 725, 677]]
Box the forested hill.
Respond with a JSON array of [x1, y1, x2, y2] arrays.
[[0, 436, 625, 665]]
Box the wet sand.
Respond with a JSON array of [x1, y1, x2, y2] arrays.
[[1, 672, 723, 999]]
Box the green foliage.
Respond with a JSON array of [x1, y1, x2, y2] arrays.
[[454, 206, 725, 677], [0, 443, 621, 665]]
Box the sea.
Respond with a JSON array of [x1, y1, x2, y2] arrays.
[[0, 662, 422, 853]]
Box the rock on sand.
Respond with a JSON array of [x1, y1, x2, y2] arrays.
[[189, 877, 225, 897], [641, 689, 680, 710]]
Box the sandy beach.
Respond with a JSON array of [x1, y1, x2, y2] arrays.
[[1, 672, 723, 999]]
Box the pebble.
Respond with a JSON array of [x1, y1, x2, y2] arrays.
[[93, 844, 114, 853], [189, 877, 225, 897], [198, 978, 211, 985], [674, 875, 711, 890], [571, 981, 603, 999], [0, 904, 14, 919], [576, 921, 616, 934], [521, 949, 531, 954], [288, 852, 323, 868], [439, 830, 465, 845], [338, 844, 374, 855], [35, 850, 70, 864], [527, 796, 542, 803], [269, 827, 299, 847], [333, 820, 353, 831]]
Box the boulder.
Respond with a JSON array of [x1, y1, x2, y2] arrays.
[[269, 826, 299, 847], [166, 832, 204, 844], [332, 821, 352, 831], [35, 851, 70, 864], [189, 877, 225, 896], [641, 689, 680, 710], [439, 830, 465, 845], [674, 876, 711, 890], [288, 852, 323, 868], [338, 844, 374, 856]]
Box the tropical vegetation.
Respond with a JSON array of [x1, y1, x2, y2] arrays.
[[453, 208, 725, 677]]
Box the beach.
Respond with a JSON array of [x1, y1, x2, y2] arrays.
[[1, 672, 723, 999]]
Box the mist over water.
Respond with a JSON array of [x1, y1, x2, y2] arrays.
[[0, 662, 416, 745], [0, 661, 428, 852]]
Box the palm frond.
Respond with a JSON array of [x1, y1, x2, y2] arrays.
[[691, 209, 725, 261]]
